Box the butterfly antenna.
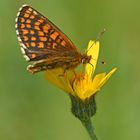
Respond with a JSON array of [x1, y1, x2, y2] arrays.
[[90, 55, 107, 66], [101, 60, 107, 65], [91, 57, 97, 62], [95, 28, 106, 42], [86, 29, 106, 67], [86, 28, 106, 53]]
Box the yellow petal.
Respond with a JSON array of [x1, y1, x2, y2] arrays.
[[73, 74, 94, 100], [45, 68, 74, 94], [92, 72, 106, 90], [85, 40, 100, 77], [98, 68, 117, 88]]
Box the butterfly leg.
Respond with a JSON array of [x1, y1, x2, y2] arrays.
[[58, 68, 76, 77], [27, 64, 45, 74], [58, 68, 67, 77]]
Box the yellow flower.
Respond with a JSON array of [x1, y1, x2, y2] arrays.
[[45, 40, 116, 139], [45, 40, 116, 101]]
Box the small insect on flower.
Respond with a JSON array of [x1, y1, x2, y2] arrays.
[[15, 4, 92, 74]]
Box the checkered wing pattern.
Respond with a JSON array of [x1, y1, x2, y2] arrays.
[[15, 5, 77, 61]]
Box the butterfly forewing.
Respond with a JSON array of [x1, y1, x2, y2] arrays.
[[15, 5, 78, 62]]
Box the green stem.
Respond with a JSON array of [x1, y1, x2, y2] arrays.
[[81, 119, 97, 140], [70, 95, 97, 139]]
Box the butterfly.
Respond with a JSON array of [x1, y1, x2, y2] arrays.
[[15, 4, 91, 74]]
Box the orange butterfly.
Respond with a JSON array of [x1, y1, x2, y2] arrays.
[[15, 5, 91, 74]]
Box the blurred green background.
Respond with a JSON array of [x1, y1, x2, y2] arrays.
[[0, 0, 140, 140]]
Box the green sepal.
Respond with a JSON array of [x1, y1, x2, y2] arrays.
[[70, 95, 96, 121]]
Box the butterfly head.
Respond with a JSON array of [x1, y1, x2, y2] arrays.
[[81, 54, 92, 64]]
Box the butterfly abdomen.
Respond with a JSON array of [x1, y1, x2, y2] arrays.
[[27, 51, 82, 73]]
